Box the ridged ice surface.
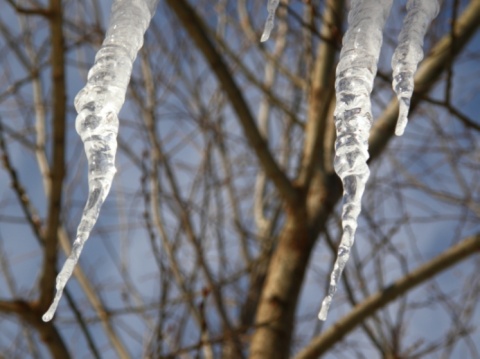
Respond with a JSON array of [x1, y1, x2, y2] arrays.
[[261, 0, 280, 42], [392, 0, 441, 136], [42, 0, 158, 322], [318, 0, 392, 321]]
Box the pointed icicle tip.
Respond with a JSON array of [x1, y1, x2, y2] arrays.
[[260, 16, 274, 42], [260, 31, 270, 42], [395, 101, 410, 136], [261, 0, 280, 42]]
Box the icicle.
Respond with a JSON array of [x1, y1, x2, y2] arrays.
[[42, 0, 158, 322], [392, 0, 441, 136], [318, 0, 392, 321], [261, 0, 280, 42]]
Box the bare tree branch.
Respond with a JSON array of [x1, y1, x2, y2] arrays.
[[0, 119, 44, 240], [0, 1, 479, 357], [165, 0, 300, 208], [4, 0, 51, 17], [298, 0, 343, 188], [421, 96, 480, 132], [295, 233, 480, 359], [39, 0, 66, 313], [0, 300, 70, 359]]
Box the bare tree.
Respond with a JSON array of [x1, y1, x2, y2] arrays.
[[0, 0, 479, 358]]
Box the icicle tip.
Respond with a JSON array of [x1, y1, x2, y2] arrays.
[[318, 296, 331, 321], [395, 101, 410, 136], [42, 312, 53, 322], [260, 23, 273, 42], [261, 0, 279, 42], [42, 297, 59, 322], [318, 309, 327, 321], [42, 280, 66, 322]]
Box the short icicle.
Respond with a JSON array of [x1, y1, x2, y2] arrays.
[[392, 0, 441, 136], [318, 0, 393, 321], [42, 0, 158, 322], [261, 0, 280, 42]]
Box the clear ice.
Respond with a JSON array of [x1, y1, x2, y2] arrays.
[[318, 0, 393, 321], [42, 0, 158, 322], [261, 0, 280, 42], [392, 0, 441, 136]]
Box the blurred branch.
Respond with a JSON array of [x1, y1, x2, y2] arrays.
[[0, 300, 70, 359], [253, 2, 289, 235], [18, 14, 51, 196], [212, 33, 304, 127], [0, 20, 32, 68], [421, 95, 480, 132], [166, 0, 301, 208], [298, 0, 343, 188], [5, 0, 51, 17], [39, 0, 66, 313], [0, 119, 44, 241], [215, 119, 252, 263], [0, 121, 107, 359], [56, 227, 132, 359], [445, 0, 460, 105], [295, 233, 480, 359], [136, 55, 216, 358], [63, 290, 102, 359], [237, 0, 307, 89], [281, 3, 343, 47]]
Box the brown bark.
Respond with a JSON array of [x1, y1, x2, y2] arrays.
[[39, 0, 66, 313], [0, 300, 70, 359], [249, 210, 314, 358]]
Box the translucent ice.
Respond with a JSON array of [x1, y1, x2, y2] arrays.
[[261, 0, 280, 42], [392, 0, 441, 136], [318, 0, 392, 321], [42, 0, 158, 322]]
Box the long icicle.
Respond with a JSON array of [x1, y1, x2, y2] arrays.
[[318, 0, 392, 321], [392, 0, 441, 136], [42, 0, 158, 322]]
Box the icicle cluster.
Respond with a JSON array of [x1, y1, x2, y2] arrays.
[[317, 0, 441, 320], [392, 0, 441, 136], [42, 0, 158, 322], [261, 0, 280, 42], [318, 0, 393, 321]]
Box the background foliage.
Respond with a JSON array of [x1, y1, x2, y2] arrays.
[[0, 0, 479, 358]]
